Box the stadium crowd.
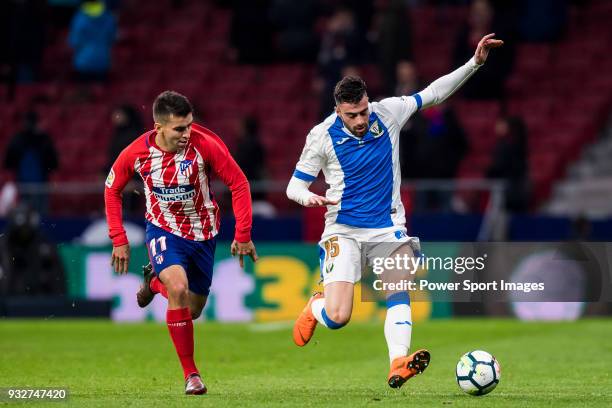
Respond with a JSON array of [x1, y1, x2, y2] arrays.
[[0, 0, 610, 218]]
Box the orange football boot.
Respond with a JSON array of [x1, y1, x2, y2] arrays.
[[387, 349, 431, 389], [292, 292, 324, 346]]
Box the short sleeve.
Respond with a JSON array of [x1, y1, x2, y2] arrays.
[[293, 130, 325, 182], [378, 96, 420, 129]]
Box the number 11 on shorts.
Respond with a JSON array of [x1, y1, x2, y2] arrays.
[[149, 236, 167, 256]]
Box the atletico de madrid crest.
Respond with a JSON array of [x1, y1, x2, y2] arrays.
[[179, 159, 193, 177], [155, 254, 164, 265]]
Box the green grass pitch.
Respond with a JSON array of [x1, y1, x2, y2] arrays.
[[1, 318, 611, 407]]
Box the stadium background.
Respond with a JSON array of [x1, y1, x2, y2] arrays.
[[1, 0, 611, 320], [1, 1, 612, 406]]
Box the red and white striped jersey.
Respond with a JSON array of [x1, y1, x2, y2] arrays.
[[105, 123, 252, 247]]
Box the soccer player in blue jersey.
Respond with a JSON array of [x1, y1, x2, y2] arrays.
[[287, 33, 503, 388]]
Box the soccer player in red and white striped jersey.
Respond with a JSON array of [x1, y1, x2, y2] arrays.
[[104, 91, 258, 395]]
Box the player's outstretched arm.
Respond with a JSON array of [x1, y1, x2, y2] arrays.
[[286, 176, 338, 207], [416, 33, 503, 109]]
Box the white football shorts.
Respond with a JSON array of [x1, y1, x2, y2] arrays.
[[318, 225, 421, 285]]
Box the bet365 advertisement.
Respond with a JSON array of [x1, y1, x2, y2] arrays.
[[59, 243, 446, 322], [59, 242, 610, 322]]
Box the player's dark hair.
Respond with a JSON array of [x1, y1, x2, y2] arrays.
[[153, 90, 193, 123], [334, 76, 367, 105]]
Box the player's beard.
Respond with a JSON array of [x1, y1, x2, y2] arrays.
[[351, 124, 367, 137]]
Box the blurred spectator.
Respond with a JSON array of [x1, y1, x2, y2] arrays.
[[401, 105, 469, 211], [341, 64, 362, 79], [103, 105, 145, 214], [269, 0, 319, 62], [395, 60, 421, 96], [0, 204, 66, 296], [233, 117, 276, 217], [452, 0, 515, 99], [4, 111, 59, 215], [234, 117, 265, 183], [372, 0, 413, 95], [228, 0, 274, 64], [105, 105, 145, 173], [68, 0, 117, 82], [7, 0, 47, 83], [486, 116, 530, 212], [317, 8, 365, 118], [519, 0, 568, 42], [397, 60, 468, 211]]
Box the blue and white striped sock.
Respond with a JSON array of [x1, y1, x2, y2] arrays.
[[311, 298, 346, 329]]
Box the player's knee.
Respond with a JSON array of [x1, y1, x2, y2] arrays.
[[166, 281, 189, 300], [323, 307, 351, 329], [332, 310, 352, 326]]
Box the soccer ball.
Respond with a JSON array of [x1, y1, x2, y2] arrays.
[[456, 350, 501, 396]]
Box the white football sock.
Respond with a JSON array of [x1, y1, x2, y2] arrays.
[[384, 303, 412, 363], [310, 297, 328, 327]]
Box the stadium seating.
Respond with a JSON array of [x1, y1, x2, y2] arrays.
[[2, 0, 610, 214]]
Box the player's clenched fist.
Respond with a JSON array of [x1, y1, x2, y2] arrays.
[[111, 244, 130, 274]]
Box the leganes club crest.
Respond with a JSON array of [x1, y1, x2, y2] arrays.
[[370, 120, 384, 138]]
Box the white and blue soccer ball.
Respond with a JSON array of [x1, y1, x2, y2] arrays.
[[456, 350, 501, 396]]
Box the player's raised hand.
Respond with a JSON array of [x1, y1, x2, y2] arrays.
[[474, 33, 504, 65], [231, 240, 258, 268], [111, 244, 130, 274], [305, 195, 339, 207]]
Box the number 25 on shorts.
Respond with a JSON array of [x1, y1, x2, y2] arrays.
[[324, 236, 340, 261]]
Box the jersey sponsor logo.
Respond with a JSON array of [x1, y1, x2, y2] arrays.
[[370, 120, 384, 138], [336, 137, 350, 145], [179, 159, 194, 177], [105, 169, 115, 188], [152, 185, 196, 202]]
